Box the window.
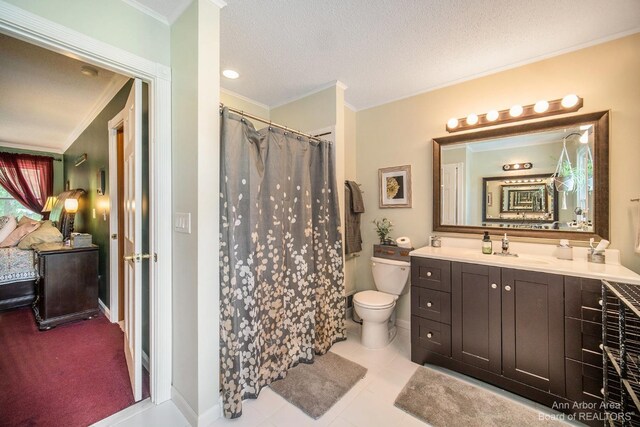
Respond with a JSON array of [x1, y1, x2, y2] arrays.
[[0, 186, 42, 220]]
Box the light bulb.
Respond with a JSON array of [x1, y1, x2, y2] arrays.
[[534, 100, 549, 113], [222, 69, 240, 79], [486, 110, 499, 121], [579, 131, 589, 144], [447, 118, 459, 129], [513, 163, 521, 169], [509, 105, 523, 117], [561, 94, 579, 108], [466, 113, 478, 125]]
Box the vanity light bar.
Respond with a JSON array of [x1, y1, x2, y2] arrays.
[[446, 95, 583, 133], [504, 178, 544, 184], [503, 162, 532, 171]]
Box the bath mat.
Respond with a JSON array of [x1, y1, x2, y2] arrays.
[[394, 367, 567, 426], [269, 351, 367, 419]]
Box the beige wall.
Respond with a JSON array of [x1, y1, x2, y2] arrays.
[[220, 89, 270, 129], [356, 33, 640, 324], [171, 0, 221, 418]]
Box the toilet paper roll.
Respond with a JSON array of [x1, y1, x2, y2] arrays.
[[396, 236, 412, 248]]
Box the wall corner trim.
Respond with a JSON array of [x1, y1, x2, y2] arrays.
[[171, 387, 221, 426], [98, 298, 111, 322], [208, 0, 228, 9]]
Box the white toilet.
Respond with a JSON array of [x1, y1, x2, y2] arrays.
[[353, 256, 410, 349]]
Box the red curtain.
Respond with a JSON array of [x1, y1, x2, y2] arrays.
[[0, 152, 53, 214]]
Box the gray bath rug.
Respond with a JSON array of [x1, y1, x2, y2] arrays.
[[269, 351, 367, 419], [395, 367, 566, 426]]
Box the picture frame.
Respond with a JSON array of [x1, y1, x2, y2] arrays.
[[379, 165, 412, 208]]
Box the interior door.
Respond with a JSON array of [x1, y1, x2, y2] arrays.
[[441, 163, 464, 225], [123, 78, 143, 401]]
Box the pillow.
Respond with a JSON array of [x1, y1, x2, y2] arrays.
[[18, 215, 40, 226], [0, 216, 17, 243], [0, 221, 41, 248], [18, 220, 63, 249]]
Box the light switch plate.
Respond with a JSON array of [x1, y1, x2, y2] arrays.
[[174, 212, 191, 234]]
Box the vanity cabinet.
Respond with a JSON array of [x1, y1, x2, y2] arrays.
[[411, 256, 602, 422]]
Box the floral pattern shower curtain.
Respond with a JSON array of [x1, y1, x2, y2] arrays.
[[219, 108, 345, 418]]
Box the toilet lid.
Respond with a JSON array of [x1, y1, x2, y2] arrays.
[[354, 290, 395, 309]]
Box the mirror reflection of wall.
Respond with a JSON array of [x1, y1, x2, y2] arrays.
[[440, 123, 595, 232]]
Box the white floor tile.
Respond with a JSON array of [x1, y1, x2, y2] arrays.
[[340, 389, 411, 427], [208, 400, 268, 427], [107, 401, 191, 427]]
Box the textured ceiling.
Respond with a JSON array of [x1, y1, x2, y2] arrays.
[[218, 0, 640, 110], [0, 33, 128, 152]]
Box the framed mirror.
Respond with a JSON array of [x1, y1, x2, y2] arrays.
[[433, 111, 609, 240]]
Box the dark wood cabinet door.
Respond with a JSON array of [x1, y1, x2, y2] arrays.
[[502, 268, 565, 396], [452, 262, 502, 373]]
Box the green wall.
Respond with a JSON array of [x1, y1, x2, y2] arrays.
[[0, 146, 64, 195], [64, 79, 150, 355]]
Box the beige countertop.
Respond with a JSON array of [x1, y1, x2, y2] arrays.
[[410, 245, 640, 285]]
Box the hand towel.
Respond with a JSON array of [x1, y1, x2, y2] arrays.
[[344, 183, 363, 254], [345, 180, 365, 214]]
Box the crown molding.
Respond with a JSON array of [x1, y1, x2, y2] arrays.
[[357, 27, 640, 112], [270, 80, 348, 110], [220, 88, 269, 112], [120, 0, 169, 25], [61, 74, 130, 153], [0, 140, 64, 154], [344, 102, 357, 112], [208, 0, 228, 9]]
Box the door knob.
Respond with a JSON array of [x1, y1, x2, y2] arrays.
[[111, 233, 118, 240], [123, 254, 136, 261], [427, 332, 433, 339], [426, 271, 432, 277], [505, 285, 512, 291], [491, 283, 497, 289], [426, 302, 432, 307]]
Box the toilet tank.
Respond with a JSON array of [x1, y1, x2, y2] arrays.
[[371, 256, 410, 296]]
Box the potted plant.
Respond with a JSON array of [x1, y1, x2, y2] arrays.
[[373, 218, 393, 245], [554, 160, 575, 192]]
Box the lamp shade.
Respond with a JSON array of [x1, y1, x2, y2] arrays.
[[41, 196, 57, 213], [64, 198, 79, 214]]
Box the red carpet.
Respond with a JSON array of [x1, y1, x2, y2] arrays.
[[0, 308, 149, 427]]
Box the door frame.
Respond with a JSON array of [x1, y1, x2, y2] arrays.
[[0, 1, 173, 404], [108, 111, 125, 326]]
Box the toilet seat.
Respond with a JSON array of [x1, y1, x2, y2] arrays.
[[354, 290, 395, 310]]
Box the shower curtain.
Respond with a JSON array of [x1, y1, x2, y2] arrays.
[[219, 108, 345, 418]]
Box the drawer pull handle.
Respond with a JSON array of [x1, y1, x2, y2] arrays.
[[426, 271, 432, 277], [426, 302, 433, 308], [505, 285, 512, 291], [598, 299, 603, 306], [601, 388, 604, 396], [599, 343, 604, 351], [491, 283, 497, 289], [427, 332, 433, 339]]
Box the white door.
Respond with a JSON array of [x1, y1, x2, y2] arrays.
[[441, 163, 464, 225], [123, 79, 143, 401]]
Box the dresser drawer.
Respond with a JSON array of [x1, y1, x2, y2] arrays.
[[566, 358, 603, 401], [565, 276, 604, 318], [411, 316, 451, 357], [411, 258, 451, 292], [411, 287, 451, 324]]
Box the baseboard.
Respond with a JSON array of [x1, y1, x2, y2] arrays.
[[396, 318, 410, 331], [98, 299, 111, 322], [142, 351, 150, 371], [171, 387, 221, 426], [90, 398, 153, 426]]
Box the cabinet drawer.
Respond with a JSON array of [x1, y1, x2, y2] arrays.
[[411, 316, 451, 357], [566, 358, 603, 401], [411, 258, 451, 292], [412, 288, 451, 324], [565, 277, 603, 318], [565, 318, 603, 360]]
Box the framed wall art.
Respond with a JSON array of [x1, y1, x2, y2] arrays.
[[379, 165, 412, 208]]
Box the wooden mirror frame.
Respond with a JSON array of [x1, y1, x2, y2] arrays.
[[433, 111, 609, 240]]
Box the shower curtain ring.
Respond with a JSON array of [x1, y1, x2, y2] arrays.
[[241, 110, 245, 122], [269, 121, 273, 131]]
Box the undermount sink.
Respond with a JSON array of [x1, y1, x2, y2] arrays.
[[461, 252, 552, 266]]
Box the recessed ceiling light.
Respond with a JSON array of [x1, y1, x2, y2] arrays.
[[80, 65, 99, 77], [222, 69, 240, 79]]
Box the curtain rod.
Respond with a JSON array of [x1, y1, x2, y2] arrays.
[[0, 151, 62, 162], [220, 104, 332, 144]]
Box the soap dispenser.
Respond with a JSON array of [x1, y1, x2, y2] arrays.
[[482, 232, 492, 255]]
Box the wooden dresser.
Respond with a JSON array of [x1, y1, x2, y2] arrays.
[[32, 243, 99, 330]]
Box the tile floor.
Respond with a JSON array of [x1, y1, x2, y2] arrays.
[[106, 319, 574, 427]]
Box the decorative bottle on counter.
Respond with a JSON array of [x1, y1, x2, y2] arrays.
[[482, 231, 492, 255]]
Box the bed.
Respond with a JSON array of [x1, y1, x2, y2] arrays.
[[0, 189, 86, 311]]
